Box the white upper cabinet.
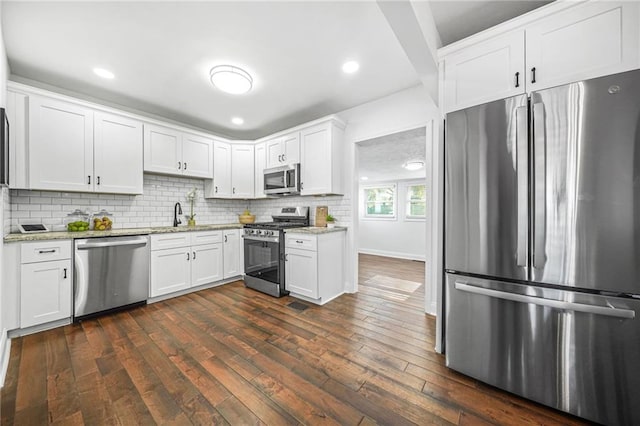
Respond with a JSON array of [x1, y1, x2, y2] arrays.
[[182, 133, 214, 178], [440, 1, 640, 112], [525, 1, 639, 92], [144, 124, 213, 178], [231, 144, 254, 198], [28, 95, 94, 192], [254, 142, 267, 198], [94, 112, 143, 194], [206, 142, 254, 199], [442, 30, 525, 113], [266, 132, 300, 168], [300, 121, 344, 196]]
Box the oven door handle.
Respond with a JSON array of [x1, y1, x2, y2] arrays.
[[242, 235, 280, 243]]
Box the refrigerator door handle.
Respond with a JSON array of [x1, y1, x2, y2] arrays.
[[516, 106, 528, 268], [455, 282, 635, 319], [532, 102, 547, 269]]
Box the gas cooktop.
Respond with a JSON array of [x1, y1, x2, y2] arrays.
[[244, 222, 307, 230]]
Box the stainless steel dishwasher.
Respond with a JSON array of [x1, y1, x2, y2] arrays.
[[74, 235, 149, 320]]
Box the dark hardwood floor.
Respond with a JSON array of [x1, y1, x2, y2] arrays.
[[1, 254, 588, 425]]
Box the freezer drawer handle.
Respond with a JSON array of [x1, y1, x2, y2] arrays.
[[455, 282, 635, 319], [76, 239, 148, 250]]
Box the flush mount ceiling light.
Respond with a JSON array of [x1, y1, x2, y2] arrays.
[[403, 161, 425, 171], [231, 117, 244, 125], [360, 176, 369, 181], [342, 60, 360, 74], [93, 67, 115, 79], [210, 65, 253, 94]]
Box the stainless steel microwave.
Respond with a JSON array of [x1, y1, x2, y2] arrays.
[[264, 163, 300, 195]]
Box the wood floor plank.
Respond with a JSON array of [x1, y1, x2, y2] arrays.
[[0, 254, 589, 426]]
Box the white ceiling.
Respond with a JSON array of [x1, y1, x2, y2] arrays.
[[358, 127, 426, 182], [2, 1, 550, 140]]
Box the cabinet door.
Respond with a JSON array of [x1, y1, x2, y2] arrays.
[[254, 142, 267, 198], [282, 132, 300, 165], [300, 124, 331, 195], [182, 133, 213, 178], [143, 124, 182, 175], [191, 243, 223, 287], [150, 247, 191, 297], [94, 112, 143, 194], [231, 144, 254, 198], [285, 247, 318, 298], [526, 1, 639, 92], [7, 90, 29, 189], [28, 96, 94, 192], [223, 230, 240, 279], [266, 138, 284, 169], [21, 259, 72, 328], [212, 141, 232, 197], [442, 30, 525, 113]]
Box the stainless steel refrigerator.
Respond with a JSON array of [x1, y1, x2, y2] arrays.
[[445, 69, 640, 425]]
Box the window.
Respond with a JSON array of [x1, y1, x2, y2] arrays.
[[363, 185, 396, 218], [406, 184, 426, 219]]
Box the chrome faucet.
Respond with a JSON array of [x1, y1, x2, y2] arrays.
[[173, 202, 182, 227]]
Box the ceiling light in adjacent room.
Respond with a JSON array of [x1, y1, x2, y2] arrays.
[[93, 68, 115, 79], [361, 176, 369, 181], [342, 60, 360, 74], [403, 161, 424, 171], [231, 117, 244, 125], [210, 65, 253, 94]]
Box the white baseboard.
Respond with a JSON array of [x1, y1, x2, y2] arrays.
[[0, 328, 10, 388], [358, 248, 425, 261]]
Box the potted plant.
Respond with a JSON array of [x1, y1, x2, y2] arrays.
[[185, 187, 198, 226], [239, 208, 256, 224], [326, 214, 336, 228]]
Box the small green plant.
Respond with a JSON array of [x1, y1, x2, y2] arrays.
[[326, 214, 336, 222]]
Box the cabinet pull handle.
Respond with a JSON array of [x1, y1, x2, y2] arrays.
[[97, 176, 100, 185], [282, 154, 286, 162], [87, 175, 91, 185], [233, 187, 236, 194], [531, 67, 536, 84], [296, 240, 303, 244], [178, 161, 182, 170], [63, 268, 67, 279], [193, 251, 196, 260], [187, 252, 190, 261], [285, 254, 288, 261], [39, 249, 56, 254], [224, 235, 228, 243], [515, 71, 520, 88], [215, 186, 218, 193], [278, 154, 282, 162], [184, 162, 187, 170], [300, 182, 304, 190]]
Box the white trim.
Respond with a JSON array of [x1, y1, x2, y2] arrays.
[[358, 249, 425, 262], [0, 330, 10, 388], [289, 291, 346, 306], [8, 318, 72, 338]]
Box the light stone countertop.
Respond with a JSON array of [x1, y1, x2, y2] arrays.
[[285, 226, 348, 235], [4, 223, 244, 243]]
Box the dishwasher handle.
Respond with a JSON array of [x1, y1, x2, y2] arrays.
[[76, 238, 148, 250]]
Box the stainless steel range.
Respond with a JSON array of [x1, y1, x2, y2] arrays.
[[243, 206, 309, 297]]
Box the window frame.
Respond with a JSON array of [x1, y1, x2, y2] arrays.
[[404, 182, 427, 221], [361, 183, 397, 220]]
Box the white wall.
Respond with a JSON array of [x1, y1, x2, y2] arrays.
[[358, 180, 426, 260]]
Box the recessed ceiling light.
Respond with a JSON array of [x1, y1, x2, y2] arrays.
[[342, 60, 360, 74], [403, 161, 424, 171], [210, 65, 253, 94], [231, 117, 244, 125], [93, 68, 115, 79], [361, 176, 369, 181]]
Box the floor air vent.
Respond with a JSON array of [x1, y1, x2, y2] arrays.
[[287, 301, 310, 311]]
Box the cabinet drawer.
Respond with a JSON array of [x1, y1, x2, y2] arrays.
[[285, 233, 317, 251], [190, 230, 222, 246], [21, 240, 71, 264], [151, 233, 191, 250]]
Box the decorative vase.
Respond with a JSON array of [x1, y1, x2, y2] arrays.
[[188, 218, 196, 227]]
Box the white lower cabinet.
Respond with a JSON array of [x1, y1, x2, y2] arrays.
[[285, 231, 345, 305], [18, 240, 73, 329], [150, 230, 239, 298], [223, 229, 241, 279]]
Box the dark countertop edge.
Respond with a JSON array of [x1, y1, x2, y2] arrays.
[[4, 223, 245, 243]]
